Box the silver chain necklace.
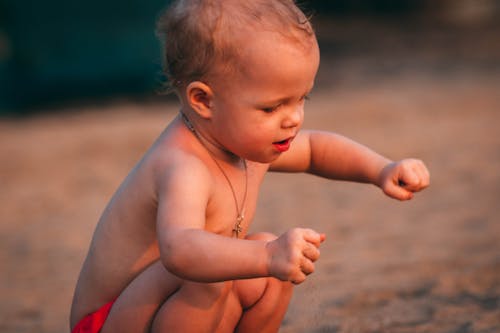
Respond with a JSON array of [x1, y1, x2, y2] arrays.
[[181, 113, 248, 238]]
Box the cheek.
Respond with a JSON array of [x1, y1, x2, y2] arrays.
[[240, 120, 276, 146]]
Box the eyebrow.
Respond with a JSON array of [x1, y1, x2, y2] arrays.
[[260, 85, 315, 106]]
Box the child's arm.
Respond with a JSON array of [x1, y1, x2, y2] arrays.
[[270, 130, 430, 200], [155, 157, 323, 284]]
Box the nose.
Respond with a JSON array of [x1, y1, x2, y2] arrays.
[[281, 104, 303, 129]]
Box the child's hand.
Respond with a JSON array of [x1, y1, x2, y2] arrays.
[[378, 158, 430, 200], [266, 228, 325, 284]]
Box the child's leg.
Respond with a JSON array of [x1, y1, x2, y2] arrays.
[[152, 232, 294, 333], [231, 232, 294, 333], [100, 261, 182, 333], [102, 233, 293, 333], [232, 276, 293, 333], [151, 280, 236, 332], [102, 260, 235, 333]]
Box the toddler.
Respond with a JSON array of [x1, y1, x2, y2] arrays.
[[70, 0, 430, 332]]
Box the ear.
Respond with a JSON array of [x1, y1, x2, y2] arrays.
[[185, 81, 214, 119]]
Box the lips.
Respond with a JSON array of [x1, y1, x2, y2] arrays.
[[273, 138, 292, 152]]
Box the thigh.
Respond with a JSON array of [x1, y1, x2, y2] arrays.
[[233, 277, 293, 333], [235, 233, 293, 333], [235, 232, 281, 309], [101, 260, 182, 333], [150, 232, 279, 333], [152, 280, 235, 333]]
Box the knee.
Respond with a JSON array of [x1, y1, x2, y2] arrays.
[[270, 276, 293, 296], [262, 278, 294, 312], [192, 281, 233, 302], [236, 276, 293, 311]]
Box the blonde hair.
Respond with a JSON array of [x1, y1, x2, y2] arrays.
[[156, 0, 314, 93]]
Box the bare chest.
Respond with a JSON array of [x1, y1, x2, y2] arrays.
[[204, 163, 266, 238]]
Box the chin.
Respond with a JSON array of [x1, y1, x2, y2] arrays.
[[244, 152, 281, 164]]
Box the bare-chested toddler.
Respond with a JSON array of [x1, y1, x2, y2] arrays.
[[70, 1, 430, 332]]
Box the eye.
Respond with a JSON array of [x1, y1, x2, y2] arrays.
[[262, 104, 282, 113], [300, 94, 311, 102]]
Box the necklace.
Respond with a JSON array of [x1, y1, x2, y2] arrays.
[[181, 113, 248, 238]]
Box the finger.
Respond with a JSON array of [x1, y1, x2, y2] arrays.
[[400, 159, 430, 192], [290, 272, 307, 285], [414, 162, 430, 190], [300, 258, 315, 275], [302, 228, 323, 247], [399, 168, 421, 191], [409, 167, 426, 192], [320, 233, 326, 243], [302, 242, 320, 262]]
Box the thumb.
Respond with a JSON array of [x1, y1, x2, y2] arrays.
[[384, 182, 414, 201]]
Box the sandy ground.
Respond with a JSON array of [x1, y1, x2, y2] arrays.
[[1, 19, 499, 333]]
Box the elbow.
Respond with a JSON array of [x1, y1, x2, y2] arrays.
[[158, 228, 219, 282], [159, 235, 191, 278], [160, 251, 182, 276]]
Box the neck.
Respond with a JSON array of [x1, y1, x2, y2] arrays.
[[180, 112, 241, 165]]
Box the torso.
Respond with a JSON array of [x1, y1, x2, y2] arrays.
[[70, 116, 269, 326]]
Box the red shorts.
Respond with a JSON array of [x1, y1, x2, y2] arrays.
[[71, 299, 116, 333]]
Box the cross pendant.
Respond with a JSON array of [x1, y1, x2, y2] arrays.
[[233, 214, 244, 237]]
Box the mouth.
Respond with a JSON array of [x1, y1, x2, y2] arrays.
[[272, 137, 292, 152]]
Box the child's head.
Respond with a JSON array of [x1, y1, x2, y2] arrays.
[[156, 0, 316, 93], [158, 0, 320, 163]]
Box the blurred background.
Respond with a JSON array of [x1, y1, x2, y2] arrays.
[[1, 0, 499, 114], [1, 1, 499, 332], [0, 0, 167, 114]]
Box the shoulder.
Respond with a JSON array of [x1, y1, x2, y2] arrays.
[[146, 127, 215, 202], [165, 153, 212, 186]]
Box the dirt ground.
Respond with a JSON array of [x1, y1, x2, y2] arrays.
[[1, 18, 499, 333]]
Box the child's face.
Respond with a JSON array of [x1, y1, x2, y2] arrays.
[[208, 31, 320, 163]]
